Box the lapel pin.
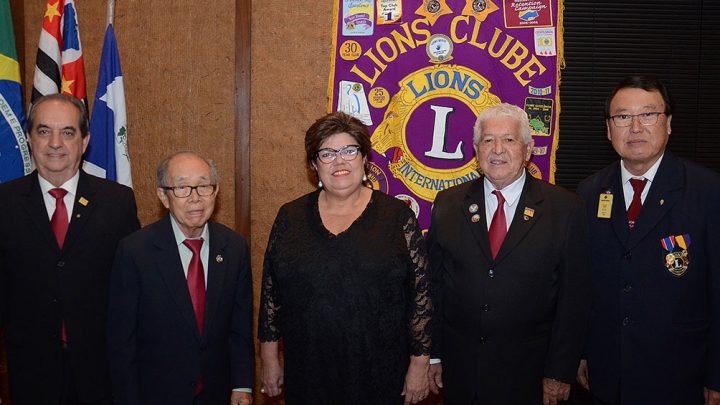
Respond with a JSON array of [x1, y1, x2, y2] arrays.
[[78, 197, 89, 206], [660, 198, 665, 206], [523, 207, 535, 220], [468, 203, 479, 214], [471, 214, 481, 223], [216, 255, 224, 263]]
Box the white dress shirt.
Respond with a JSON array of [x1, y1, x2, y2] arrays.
[[38, 171, 80, 220], [620, 153, 664, 208], [483, 170, 526, 230]]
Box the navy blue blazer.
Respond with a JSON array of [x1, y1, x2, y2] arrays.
[[0, 170, 140, 404], [107, 215, 254, 405], [577, 151, 720, 404], [428, 173, 591, 404]]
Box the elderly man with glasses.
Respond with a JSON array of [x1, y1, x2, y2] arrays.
[[576, 76, 720, 405], [107, 151, 254, 405]]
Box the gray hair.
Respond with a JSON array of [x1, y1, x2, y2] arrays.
[[156, 151, 220, 187], [473, 103, 532, 145]]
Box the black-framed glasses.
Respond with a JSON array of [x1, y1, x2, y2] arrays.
[[162, 184, 217, 198], [316, 144, 361, 164], [609, 112, 665, 127]]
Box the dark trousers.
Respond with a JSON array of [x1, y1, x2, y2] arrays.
[[60, 348, 111, 405]]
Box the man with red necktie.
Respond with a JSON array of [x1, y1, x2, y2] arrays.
[[427, 103, 591, 405], [107, 152, 254, 405], [0, 94, 140, 405], [577, 76, 720, 405]]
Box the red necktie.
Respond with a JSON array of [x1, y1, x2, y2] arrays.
[[49, 188, 69, 248], [183, 239, 206, 333], [488, 190, 507, 259], [627, 178, 647, 231], [49, 188, 69, 345], [183, 239, 205, 395]]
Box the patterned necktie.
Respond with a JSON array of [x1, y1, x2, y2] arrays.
[[49, 188, 69, 248], [488, 190, 507, 259], [183, 239, 206, 333], [627, 178, 647, 231]]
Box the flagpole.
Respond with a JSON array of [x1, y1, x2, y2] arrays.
[[107, 0, 115, 26]]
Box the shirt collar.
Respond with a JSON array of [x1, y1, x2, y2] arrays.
[[483, 170, 526, 207], [38, 170, 80, 197], [620, 153, 664, 185], [170, 215, 210, 246]]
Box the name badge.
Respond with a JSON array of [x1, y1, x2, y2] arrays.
[[597, 193, 612, 219]]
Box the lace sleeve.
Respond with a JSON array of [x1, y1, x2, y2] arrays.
[[402, 209, 432, 356], [258, 208, 285, 342]]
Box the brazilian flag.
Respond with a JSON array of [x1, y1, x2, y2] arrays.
[[0, 0, 31, 183]]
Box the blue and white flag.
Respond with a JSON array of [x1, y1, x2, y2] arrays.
[[84, 24, 131, 187]]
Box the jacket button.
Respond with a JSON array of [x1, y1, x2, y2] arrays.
[[488, 269, 495, 278], [622, 316, 631, 326], [479, 336, 487, 344], [57, 261, 65, 268], [623, 284, 632, 293], [624, 252, 631, 260], [482, 304, 490, 312]]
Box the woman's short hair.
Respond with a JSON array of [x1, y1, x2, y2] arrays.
[[304, 112, 371, 167]]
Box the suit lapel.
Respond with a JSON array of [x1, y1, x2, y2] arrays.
[[21, 172, 60, 251], [626, 153, 683, 250], [462, 179, 492, 261], [602, 164, 631, 245], [154, 215, 202, 341], [202, 222, 228, 341], [494, 174, 542, 263], [62, 171, 97, 252]]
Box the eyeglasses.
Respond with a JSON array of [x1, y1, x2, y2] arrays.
[[161, 184, 217, 198], [609, 112, 665, 127], [316, 144, 361, 164]]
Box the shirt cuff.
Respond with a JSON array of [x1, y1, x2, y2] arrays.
[[430, 358, 442, 365], [233, 388, 252, 393]]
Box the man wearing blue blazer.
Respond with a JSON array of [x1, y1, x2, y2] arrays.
[[576, 76, 720, 405], [107, 152, 254, 405]]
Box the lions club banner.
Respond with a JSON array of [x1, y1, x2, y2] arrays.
[[328, 0, 563, 231]]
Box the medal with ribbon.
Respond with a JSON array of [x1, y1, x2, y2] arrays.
[[661, 234, 691, 276]]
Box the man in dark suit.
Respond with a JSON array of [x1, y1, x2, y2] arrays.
[[576, 76, 720, 405], [0, 94, 140, 405], [426, 103, 591, 405], [107, 151, 254, 405]]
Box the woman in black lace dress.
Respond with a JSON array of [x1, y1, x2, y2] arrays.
[[258, 112, 432, 405]]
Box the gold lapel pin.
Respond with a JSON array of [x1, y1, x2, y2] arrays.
[[216, 255, 224, 263], [78, 197, 89, 206], [523, 207, 535, 220], [471, 214, 480, 223]]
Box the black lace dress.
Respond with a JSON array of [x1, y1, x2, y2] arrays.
[[259, 189, 431, 404]]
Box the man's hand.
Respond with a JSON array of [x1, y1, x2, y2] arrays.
[[543, 378, 570, 405], [230, 391, 252, 405], [705, 387, 720, 405], [576, 359, 590, 391], [428, 363, 443, 395], [402, 355, 430, 404]]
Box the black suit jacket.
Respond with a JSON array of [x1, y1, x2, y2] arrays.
[[107, 214, 255, 405], [0, 170, 140, 404], [577, 151, 720, 404], [428, 173, 591, 404]]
